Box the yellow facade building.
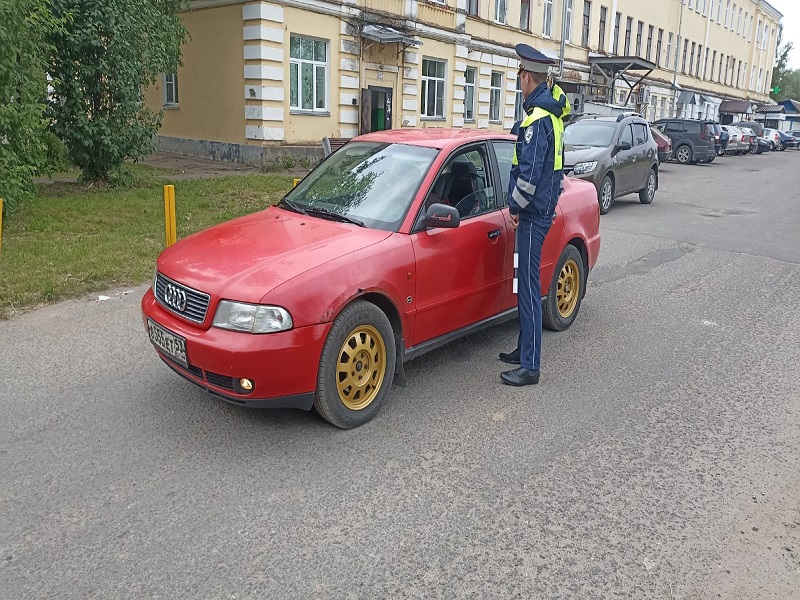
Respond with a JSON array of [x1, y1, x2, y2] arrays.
[[145, 0, 783, 162]]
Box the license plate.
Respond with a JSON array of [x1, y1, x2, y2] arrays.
[[147, 319, 188, 368]]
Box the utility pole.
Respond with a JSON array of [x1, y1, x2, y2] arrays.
[[672, 0, 685, 117]]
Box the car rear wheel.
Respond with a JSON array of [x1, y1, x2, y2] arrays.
[[543, 245, 585, 332], [779, 142, 786, 151], [598, 175, 614, 215], [675, 145, 692, 164], [639, 169, 656, 204], [314, 300, 396, 429]]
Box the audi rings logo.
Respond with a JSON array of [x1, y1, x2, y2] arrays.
[[163, 284, 187, 312]]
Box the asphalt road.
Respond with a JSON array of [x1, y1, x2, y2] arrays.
[[3, 150, 799, 599]]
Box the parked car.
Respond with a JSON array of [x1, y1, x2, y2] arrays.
[[653, 118, 717, 165], [563, 113, 659, 215], [721, 125, 748, 155], [705, 122, 729, 156], [732, 120, 765, 138], [739, 127, 769, 154], [776, 130, 798, 149], [141, 129, 601, 428], [763, 128, 787, 151], [651, 126, 673, 162]]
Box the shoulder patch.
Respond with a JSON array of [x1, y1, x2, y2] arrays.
[[524, 126, 534, 144]]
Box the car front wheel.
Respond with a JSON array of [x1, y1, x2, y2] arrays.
[[314, 300, 396, 429], [675, 145, 692, 164], [543, 245, 585, 332], [599, 175, 614, 215], [639, 169, 656, 204]]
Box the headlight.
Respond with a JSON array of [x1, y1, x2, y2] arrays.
[[573, 161, 598, 175], [212, 301, 293, 334]]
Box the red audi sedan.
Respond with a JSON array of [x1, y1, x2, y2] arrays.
[[141, 129, 601, 428]]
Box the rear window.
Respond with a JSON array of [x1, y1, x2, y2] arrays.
[[685, 121, 701, 134], [664, 121, 683, 133]]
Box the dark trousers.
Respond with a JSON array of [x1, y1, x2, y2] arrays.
[[516, 219, 551, 372]]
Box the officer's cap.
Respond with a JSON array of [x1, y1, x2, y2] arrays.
[[515, 43, 557, 74]]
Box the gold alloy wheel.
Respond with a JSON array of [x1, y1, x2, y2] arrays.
[[557, 259, 581, 319], [336, 325, 386, 411]]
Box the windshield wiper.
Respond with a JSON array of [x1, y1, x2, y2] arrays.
[[277, 198, 307, 215], [304, 207, 366, 227]]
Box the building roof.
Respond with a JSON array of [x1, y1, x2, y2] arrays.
[[778, 99, 800, 114], [754, 103, 784, 113], [719, 100, 753, 114]]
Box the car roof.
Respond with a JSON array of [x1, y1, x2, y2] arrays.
[[352, 128, 514, 149]]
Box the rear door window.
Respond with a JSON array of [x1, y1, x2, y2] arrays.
[[634, 123, 649, 146], [685, 121, 701, 135], [664, 121, 683, 133]]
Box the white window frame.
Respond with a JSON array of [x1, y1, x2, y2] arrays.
[[702, 0, 708, 16], [494, 0, 507, 24], [465, 67, 476, 122], [489, 71, 502, 122], [565, 0, 573, 43], [289, 35, 329, 113], [421, 57, 446, 119], [163, 73, 179, 107], [514, 77, 524, 121], [716, 0, 722, 23], [666, 33, 673, 69], [543, 0, 553, 37], [724, 0, 730, 28]]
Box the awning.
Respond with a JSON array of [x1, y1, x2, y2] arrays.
[[361, 24, 421, 47], [719, 100, 753, 114], [588, 56, 656, 106], [677, 90, 696, 104]]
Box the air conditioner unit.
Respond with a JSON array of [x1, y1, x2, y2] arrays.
[[570, 93, 585, 113], [637, 86, 651, 105]]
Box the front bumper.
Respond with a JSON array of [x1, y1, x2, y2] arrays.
[[141, 288, 329, 409]]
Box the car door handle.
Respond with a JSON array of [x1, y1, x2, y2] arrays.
[[488, 229, 501, 239]]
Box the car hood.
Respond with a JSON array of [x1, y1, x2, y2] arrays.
[[156, 206, 392, 304], [564, 145, 606, 166]]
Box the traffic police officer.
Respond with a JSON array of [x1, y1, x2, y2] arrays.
[[499, 44, 570, 387]]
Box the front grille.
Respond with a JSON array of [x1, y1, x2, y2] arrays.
[[205, 371, 235, 391], [155, 272, 211, 324]]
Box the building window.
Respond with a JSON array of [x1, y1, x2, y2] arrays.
[[490, 71, 502, 122], [656, 29, 663, 66], [495, 0, 507, 24], [703, 47, 709, 79], [421, 58, 446, 118], [736, 60, 742, 88], [636, 21, 643, 57], [520, 0, 530, 30], [757, 68, 763, 93], [164, 73, 179, 106], [564, 0, 573, 42], [624, 17, 632, 55], [290, 35, 328, 112], [750, 64, 756, 89], [710, 0, 716, 21], [514, 77, 524, 121], [718, 53, 724, 82], [702, 0, 708, 16], [690, 42, 695, 75], [711, 51, 716, 80], [666, 32, 673, 69], [581, 1, 590, 47], [464, 67, 476, 121], [467, 0, 478, 17], [682, 38, 688, 73], [756, 20, 762, 44], [598, 6, 607, 52], [543, 0, 553, 37], [695, 44, 702, 77], [737, 7, 742, 34], [646, 25, 653, 61], [724, 0, 730, 28], [741, 61, 747, 87], [614, 12, 621, 54]]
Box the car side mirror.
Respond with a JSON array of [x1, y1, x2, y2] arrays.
[[617, 140, 633, 151], [424, 203, 460, 229]]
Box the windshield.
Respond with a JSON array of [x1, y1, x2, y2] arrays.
[[282, 142, 438, 231], [564, 121, 617, 147]]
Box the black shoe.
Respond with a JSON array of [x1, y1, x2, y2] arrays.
[[500, 367, 540, 387], [499, 348, 520, 365]]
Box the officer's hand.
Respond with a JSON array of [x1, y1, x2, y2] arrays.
[[510, 213, 520, 230]]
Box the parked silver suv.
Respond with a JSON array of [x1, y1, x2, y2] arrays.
[[564, 114, 659, 215]]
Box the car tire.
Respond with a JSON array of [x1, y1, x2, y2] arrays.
[[639, 168, 657, 204], [675, 145, 692, 164], [706, 156, 715, 163], [598, 175, 614, 215], [779, 142, 786, 151], [543, 245, 585, 332], [314, 300, 396, 429]]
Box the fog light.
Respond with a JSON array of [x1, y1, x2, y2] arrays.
[[239, 378, 253, 391]]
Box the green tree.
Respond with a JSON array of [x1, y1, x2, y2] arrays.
[[0, 0, 59, 214], [770, 25, 794, 99], [47, 0, 189, 184]]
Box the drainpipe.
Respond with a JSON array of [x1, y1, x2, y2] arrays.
[[556, 0, 569, 79], [672, 0, 685, 117]]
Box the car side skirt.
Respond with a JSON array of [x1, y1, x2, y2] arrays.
[[402, 299, 544, 363]]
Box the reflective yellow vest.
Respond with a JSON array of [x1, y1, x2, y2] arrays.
[[512, 84, 570, 171]]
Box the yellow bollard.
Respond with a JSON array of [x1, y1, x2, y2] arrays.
[[293, 178, 301, 188], [163, 185, 177, 247], [0, 198, 3, 254]]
